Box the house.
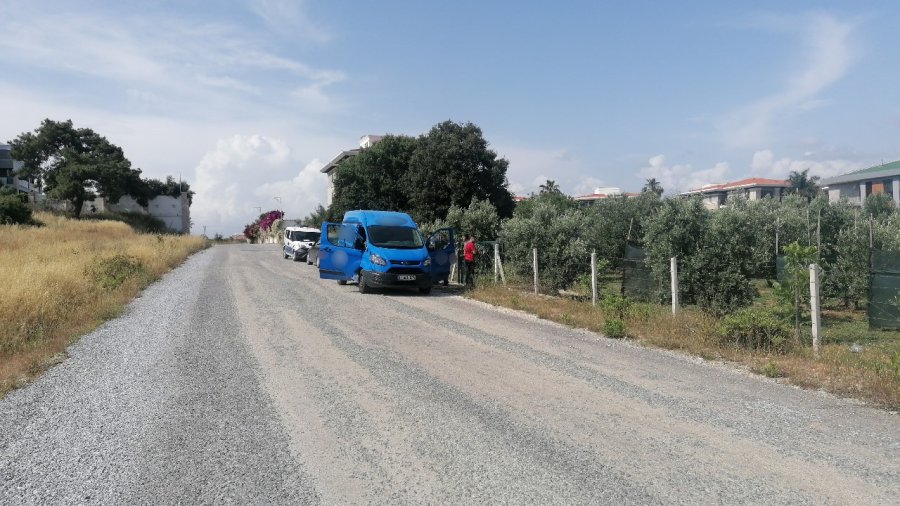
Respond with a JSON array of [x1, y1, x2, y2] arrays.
[[821, 161, 900, 206], [0, 144, 39, 199], [574, 186, 639, 205], [320, 135, 384, 205], [680, 178, 790, 210]]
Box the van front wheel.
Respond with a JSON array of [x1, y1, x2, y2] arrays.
[[358, 276, 370, 294]]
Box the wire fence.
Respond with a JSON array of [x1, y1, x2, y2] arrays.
[[470, 240, 900, 329]]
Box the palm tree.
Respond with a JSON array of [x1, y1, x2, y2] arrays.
[[642, 178, 664, 196], [787, 169, 821, 202], [539, 179, 561, 195]]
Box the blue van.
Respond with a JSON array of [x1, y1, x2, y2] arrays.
[[317, 210, 455, 294]]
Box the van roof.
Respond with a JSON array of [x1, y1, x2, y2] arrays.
[[343, 210, 417, 227], [285, 226, 320, 232]]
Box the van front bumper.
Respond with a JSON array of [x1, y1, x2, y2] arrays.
[[362, 269, 431, 288]]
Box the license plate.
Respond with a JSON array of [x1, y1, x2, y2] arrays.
[[397, 274, 416, 281]]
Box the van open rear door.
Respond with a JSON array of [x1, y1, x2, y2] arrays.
[[317, 222, 364, 281], [427, 228, 455, 284]]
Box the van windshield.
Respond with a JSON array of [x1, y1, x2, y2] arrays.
[[367, 226, 424, 249], [289, 231, 320, 241]]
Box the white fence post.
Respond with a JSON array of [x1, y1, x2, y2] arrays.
[[810, 263, 822, 357], [670, 257, 679, 314], [591, 251, 598, 306], [533, 248, 539, 295], [494, 243, 499, 283]]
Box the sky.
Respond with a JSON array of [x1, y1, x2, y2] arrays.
[[1, 0, 899, 235]]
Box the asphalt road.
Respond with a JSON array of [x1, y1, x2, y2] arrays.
[[1, 244, 897, 504]]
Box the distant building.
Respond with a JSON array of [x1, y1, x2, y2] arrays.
[[0, 144, 39, 199], [573, 186, 639, 205], [680, 178, 790, 210], [320, 135, 384, 205], [821, 161, 900, 206]]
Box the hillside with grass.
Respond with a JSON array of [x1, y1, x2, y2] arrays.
[[0, 212, 208, 396]]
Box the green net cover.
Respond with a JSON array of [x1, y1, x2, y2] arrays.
[[869, 250, 900, 330]]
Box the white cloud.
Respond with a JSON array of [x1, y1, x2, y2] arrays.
[[638, 154, 730, 193], [191, 135, 328, 235], [748, 149, 863, 180], [722, 13, 857, 148], [573, 177, 607, 196], [249, 0, 333, 43], [0, 4, 345, 121], [496, 145, 587, 195]]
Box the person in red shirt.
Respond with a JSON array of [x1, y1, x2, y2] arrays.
[[463, 235, 477, 286]]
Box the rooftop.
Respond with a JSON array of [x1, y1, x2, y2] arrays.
[[682, 177, 789, 195], [822, 160, 900, 185]]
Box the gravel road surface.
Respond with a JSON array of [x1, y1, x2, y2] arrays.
[[1, 244, 897, 504]]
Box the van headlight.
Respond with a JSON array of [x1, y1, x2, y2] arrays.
[[423, 257, 431, 267], [370, 254, 387, 266]]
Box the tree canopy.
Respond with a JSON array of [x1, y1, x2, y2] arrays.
[[329, 121, 515, 224], [787, 169, 821, 202], [9, 119, 144, 217]]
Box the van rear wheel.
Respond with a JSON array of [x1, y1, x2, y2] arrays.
[[419, 286, 431, 295]]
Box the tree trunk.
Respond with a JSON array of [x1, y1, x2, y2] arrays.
[[72, 193, 85, 219]]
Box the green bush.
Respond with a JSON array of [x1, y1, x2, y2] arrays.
[[603, 318, 626, 338], [758, 361, 782, 378], [601, 294, 632, 319], [720, 308, 791, 352], [0, 188, 34, 225], [88, 255, 148, 290]]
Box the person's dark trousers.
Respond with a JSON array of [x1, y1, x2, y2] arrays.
[[465, 260, 476, 286]]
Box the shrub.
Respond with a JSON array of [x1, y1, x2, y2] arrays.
[[0, 189, 34, 225], [720, 308, 791, 352], [601, 294, 632, 319], [758, 361, 782, 378], [87, 254, 148, 290], [603, 318, 626, 338]]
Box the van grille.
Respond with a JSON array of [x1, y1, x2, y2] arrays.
[[390, 260, 419, 266]]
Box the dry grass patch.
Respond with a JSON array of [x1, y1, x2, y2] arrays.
[[468, 284, 900, 409], [0, 212, 208, 397]]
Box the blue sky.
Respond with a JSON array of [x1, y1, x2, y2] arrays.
[[1, 0, 898, 235]]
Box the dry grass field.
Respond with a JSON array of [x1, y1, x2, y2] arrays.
[[469, 284, 900, 409], [0, 212, 208, 397]]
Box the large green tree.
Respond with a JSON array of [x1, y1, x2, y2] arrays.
[[329, 121, 515, 224], [330, 135, 417, 217], [406, 121, 514, 222], [9, 119, 143, 217]]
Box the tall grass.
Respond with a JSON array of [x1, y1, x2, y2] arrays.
[[0, 212, 208, 396]]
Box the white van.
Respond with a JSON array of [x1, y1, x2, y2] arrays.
[[283, 226, 321, 262]]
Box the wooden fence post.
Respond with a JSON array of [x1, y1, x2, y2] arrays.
[[591, 251, 598, 306], [533, 248, 539, 295]]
